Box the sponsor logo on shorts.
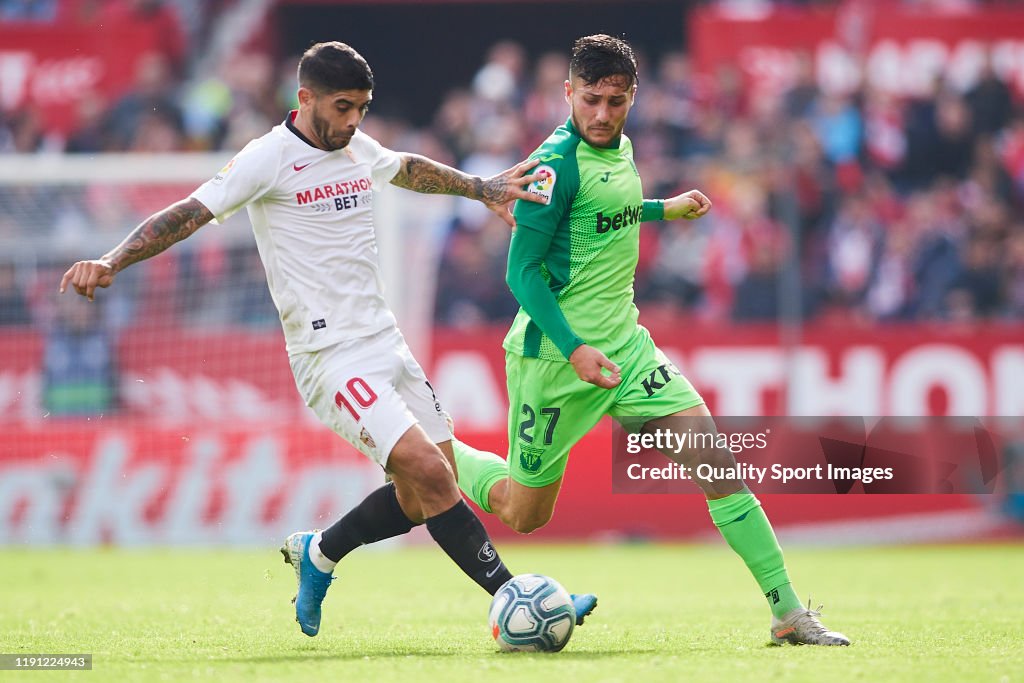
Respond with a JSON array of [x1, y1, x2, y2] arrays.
[[640, 363, 679, 397]]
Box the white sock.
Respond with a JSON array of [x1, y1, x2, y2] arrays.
[[308, 531, 337, 574]]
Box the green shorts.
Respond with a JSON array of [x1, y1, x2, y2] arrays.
[[505, 325, 704, 487]]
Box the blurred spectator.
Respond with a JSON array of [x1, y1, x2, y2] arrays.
[[128, 110, 185, 152], [946, 237, 1003, 319], [471, 40, 528, 113], [182, 50, 289, 151], [826, 194, 885, 310], [104, 51, 184, 151], [863, 88, 907, 176], [967, 56, 1015, 136], [0, 263, 31, 325], [0, 0, 56, 21], [733, 246, 781, 321], [42, 293, 117, 416], [523, 52, 571, 151], [0, 106, 50, 152], [866, 218, 915, 319], [100, 0, 186, 74], [648, 51, 703, 156], [965, 138, 1015, 207], [900, 79, 944, 189], [1004, 230, 1024, 317], [64, 93, 112, 153], [433, 90, 479, 163], [228, 246, 278, 328], [933, 92, 976, 179], [641, 220, 710, 310], [708, 64, 748, 120], [218, 52, 282, 152], [434, 218, 519, 326], [783, 51, 819, 119], [809, 93, 862, 165], [907, 188, 965, 317], [457, 114, 522, 225], [182, 72, 233, 150]]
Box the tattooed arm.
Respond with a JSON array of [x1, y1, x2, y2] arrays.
[[60, 198, 213, 301], [391, 154, 545, 228]]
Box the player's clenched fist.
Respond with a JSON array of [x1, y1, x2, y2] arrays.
[[664, 189, 712, 221], [59, 259, 116, 301]]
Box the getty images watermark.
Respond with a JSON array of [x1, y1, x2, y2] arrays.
[[623, 426, 895, 486], [612, 416, 1022, 494]]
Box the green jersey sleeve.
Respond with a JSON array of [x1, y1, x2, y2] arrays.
[[506, 225, 585, 360]]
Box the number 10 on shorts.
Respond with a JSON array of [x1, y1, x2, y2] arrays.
[[334, 377, 378, 420]]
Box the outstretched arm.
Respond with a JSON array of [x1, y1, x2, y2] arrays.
[[391, 155, 545, 227], [60, 197, 214, 300], [651, 189, 712, 221]]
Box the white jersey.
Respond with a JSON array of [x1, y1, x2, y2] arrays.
[[191, 111, 403, 354]]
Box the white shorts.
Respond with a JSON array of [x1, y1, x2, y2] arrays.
[[289, 327, 451, 467]]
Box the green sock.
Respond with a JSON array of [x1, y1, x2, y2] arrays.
[[451, 438, 508, 513], [707, 491, 802, 619]]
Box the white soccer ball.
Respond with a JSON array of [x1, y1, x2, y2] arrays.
[[488, 573, 576, 652]]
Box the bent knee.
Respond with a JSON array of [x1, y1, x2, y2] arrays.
[[391, 446, 455, 493], [418, 450, 454, 483]]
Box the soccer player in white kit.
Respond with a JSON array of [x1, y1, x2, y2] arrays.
[[60, 41, 597, 637]]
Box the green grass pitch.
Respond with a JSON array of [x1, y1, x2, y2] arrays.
[[2, 543, 1021, 682]]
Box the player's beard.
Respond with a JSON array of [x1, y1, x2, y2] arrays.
[[311, 112, 352, 151], [569, 107, 622, 149]]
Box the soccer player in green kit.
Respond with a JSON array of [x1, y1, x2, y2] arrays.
[[453, 34, 850, 646]]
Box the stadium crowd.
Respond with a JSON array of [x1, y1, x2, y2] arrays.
[[1, 1, 1023, 331]]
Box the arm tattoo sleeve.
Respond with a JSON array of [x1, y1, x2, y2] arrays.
[[392, 154, 510, 204], [103, 198, 214, 272]]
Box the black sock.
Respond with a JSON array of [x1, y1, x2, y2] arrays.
[[318, 482, 419, 562], [426, 499, 513, 595]]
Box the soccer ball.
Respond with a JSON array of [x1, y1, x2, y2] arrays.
[[488, 573, 576, 652]]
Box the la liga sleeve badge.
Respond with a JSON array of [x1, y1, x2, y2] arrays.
[[526, 164, 556, 202], [212, 157, 237, 185]]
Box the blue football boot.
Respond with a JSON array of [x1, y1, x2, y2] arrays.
[[570, 593, 598, 626], [280, 530, 335, 637]]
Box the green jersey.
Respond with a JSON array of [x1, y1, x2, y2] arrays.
[[504, 118, 662, 361]]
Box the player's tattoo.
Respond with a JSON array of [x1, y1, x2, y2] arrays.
[[392, 154, 508, 204], [104, 198, 213, 271], [480, 174, 512, 206]]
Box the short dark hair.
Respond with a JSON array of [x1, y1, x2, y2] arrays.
[[569, 34, 638, 87], [297, 41, 374, 93]]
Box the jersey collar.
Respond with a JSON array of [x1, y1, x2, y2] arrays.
[[285, 110, 322, 150], [565, 116, 622, 150]]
